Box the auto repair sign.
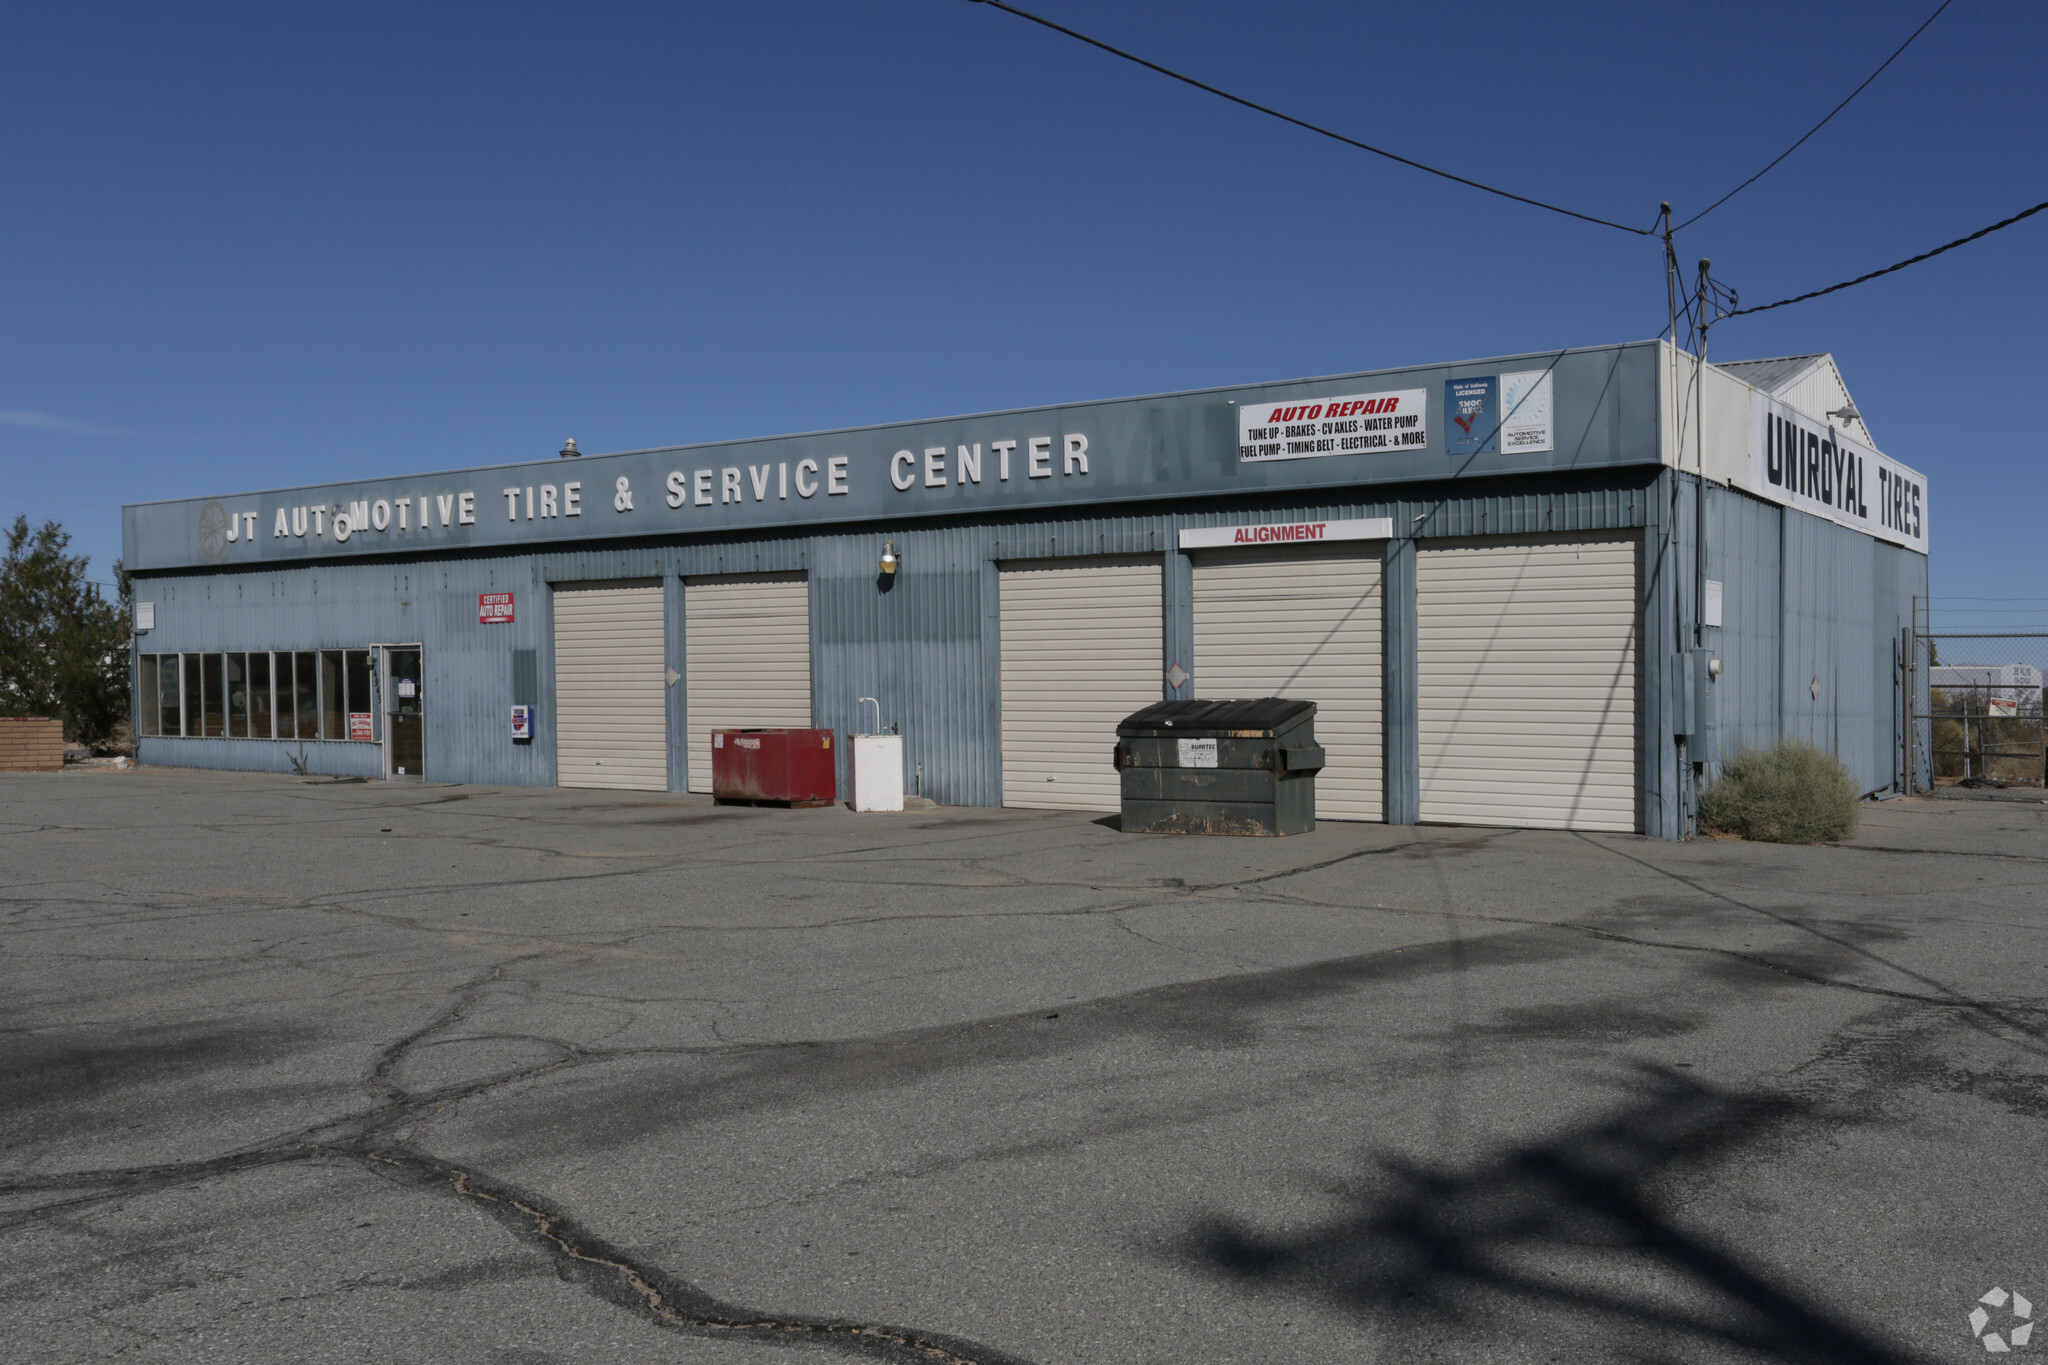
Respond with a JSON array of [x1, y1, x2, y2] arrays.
[[478, 592, 515, 624], [1239, 389, 1428, 463]]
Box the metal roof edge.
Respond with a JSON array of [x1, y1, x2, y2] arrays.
[[120, 339, 1660, 511]]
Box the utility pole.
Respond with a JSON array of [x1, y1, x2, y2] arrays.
[[1695, 258, 1710, 652], [1661, 204, 1677, 348]]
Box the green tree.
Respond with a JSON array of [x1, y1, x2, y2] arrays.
[[0, 516, 132, 747]]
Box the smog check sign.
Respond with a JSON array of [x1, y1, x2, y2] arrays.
[[1179, 517, 1395, 550]]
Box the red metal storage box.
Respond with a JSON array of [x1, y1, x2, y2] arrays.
[[710, 729, 837, 807]]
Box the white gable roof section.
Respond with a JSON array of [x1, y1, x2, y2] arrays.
[[1677, 345, 1927, 555], [1714, 353, 1873, 445]]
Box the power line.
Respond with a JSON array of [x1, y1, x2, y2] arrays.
[[1676, 0, 1953, 231], [964, 0, 1650, 236], [1728, 198, 2048, 317]]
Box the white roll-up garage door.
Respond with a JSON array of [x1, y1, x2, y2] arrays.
[[554, 580, 669, 792], [685, 572, 811, 794], [1416, 534, 1639, 831], [1191, 544, 1383, 821], [999, 557, 1161, 812]]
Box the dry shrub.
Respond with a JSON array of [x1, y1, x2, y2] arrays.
[[1698, 741, 1859, 844]]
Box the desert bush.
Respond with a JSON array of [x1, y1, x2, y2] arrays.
[[1698, 740, 1859, 844]]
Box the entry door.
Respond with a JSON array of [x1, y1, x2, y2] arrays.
[[381, 645, 425, 780], [1191, 543, 1384, 821], [999, 556, 1162, 812], [684, 572, 811, 794], [554, 580, 669, 791], [1416, 534, 1639, 831]]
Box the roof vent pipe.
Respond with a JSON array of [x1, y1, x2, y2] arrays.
[[559, 438, 580, 458]]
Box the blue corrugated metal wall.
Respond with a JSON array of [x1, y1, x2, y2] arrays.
[[1705, 484, 1783, 760], [134, 469, 1931, 830], [1701, 481, 1925, 796]]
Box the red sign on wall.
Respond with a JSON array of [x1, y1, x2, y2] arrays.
[[348, 712, 374, 742], [479, 592, 515, 624]]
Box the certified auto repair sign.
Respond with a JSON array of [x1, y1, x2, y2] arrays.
[[1239, 389, 1428, 463]]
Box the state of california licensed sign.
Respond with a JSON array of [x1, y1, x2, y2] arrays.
[[1238, 389, 1427, 463]]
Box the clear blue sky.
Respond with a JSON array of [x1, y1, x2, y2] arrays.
[[4, 1, 2041, 630]]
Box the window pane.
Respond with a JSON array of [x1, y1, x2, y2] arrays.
[[321, 651, 344, 739], [183, 654, 202, 737], [295, 652, 318, 739], [201, 654, 225, 737], [225, 653, 249, 738], [273, 653, 292, 739], [139, 655, 161, 737], [248, 652, 273, 739], [163, 655, 184, 737], [345, 649, 373, 740]]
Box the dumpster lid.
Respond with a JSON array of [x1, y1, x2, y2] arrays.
[[1116, 697, 1315, 736]]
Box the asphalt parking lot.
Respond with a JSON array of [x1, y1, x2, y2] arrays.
[[3, 770, 2044, 1364]]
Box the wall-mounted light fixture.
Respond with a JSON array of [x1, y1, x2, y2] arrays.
[[880, 541, 899, 576]]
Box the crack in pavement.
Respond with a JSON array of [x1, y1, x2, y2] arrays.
[[1, 937, 1043, 1365], [358, 1148, 1037, 1365]]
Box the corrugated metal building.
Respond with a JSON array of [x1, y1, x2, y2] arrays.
[[121, 340, 1930, 837]]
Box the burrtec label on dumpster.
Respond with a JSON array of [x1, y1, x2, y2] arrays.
[[1177, 737, 1218, 769]]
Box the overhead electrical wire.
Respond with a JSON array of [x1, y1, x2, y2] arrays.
[[964, 0, 2026, 328], [1674, 0, 1954, 231], [964, 0, 1650, 236], [1728, 198, 2048, 317]]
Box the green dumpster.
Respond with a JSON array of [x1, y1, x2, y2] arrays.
[[1113, 698, 1325, 836]]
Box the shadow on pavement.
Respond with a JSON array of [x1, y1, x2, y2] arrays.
[[1184, 1066, 1924, 1364]]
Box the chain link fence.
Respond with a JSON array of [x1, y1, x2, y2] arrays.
[[1909, 631, 2047, 789]]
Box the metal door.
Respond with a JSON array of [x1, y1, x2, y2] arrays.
[[1191, 542, 1384, 821], [1416, 534, 1640, 831], [684, 573, 811, 794], [554, 581, 669, 791], [998, 556, 1162, 812], [380, 645, 425, 780]]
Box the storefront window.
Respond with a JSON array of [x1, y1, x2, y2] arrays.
[[294, 652, 318, 739], [136, 648, 386, 741], [248, 652, 273, 739], [321, 650, 344, 739], [183, 654, 203, 738], [225, 653, 249, 738], [138, 656, 161, 737], [200, 654, 226, 737], [345, 649, 373, 740]]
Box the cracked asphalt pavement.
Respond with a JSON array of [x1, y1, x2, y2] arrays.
[[4, 770, 2045, 1363]]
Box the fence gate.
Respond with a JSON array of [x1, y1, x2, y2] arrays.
[[1907, 631, 2047, 792]]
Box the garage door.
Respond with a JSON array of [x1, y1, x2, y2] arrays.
[[554, 580, 668, 791], [685, 572, 811, 794], [1416, 535, 1638, 831], [1192, 543, 1383, 821], [1000, 557, 1161, 812]]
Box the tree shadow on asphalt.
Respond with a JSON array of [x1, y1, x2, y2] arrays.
[[1182, 1066, 1924, 1364]]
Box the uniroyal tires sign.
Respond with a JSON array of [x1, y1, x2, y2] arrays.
[[1745, 395, 1928, 555]]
